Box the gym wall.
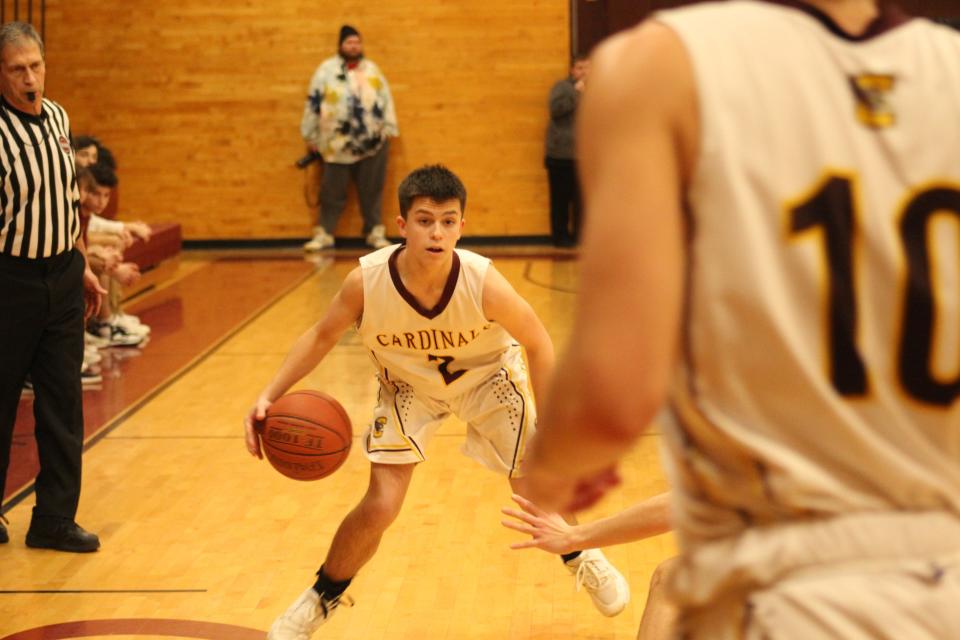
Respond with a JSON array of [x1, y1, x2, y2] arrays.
[[42, 1, 569, 241]]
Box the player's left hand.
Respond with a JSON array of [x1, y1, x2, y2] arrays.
[[243, 396, 272, 459], [82, 266, 107, 320]]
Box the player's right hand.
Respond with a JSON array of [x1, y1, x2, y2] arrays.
[[243, 397, 271, 459], [501, 493, 579, 555]]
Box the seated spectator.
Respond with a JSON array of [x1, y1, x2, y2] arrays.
[[73, 135, 119, 218], [72, 134, 100, 169], [76, 164, 148, 347], [88, 214, 151, 249]]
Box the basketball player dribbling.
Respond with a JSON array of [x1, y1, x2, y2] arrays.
[[243, 165, 629, 639], [518, 1, 960, 638]]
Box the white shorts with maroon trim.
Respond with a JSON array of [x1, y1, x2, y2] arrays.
[[362, 346, 534, 477]]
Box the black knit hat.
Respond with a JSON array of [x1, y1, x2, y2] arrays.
[[339, 25, 360, 46]]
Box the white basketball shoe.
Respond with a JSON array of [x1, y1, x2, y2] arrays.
[[566, 548, 631, 617], [304, 227, 335, 252], [365, 224, 391, 250], [267, 587, 352, 640]]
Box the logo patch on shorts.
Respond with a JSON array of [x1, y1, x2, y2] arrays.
[[372, 416, 386, 439]]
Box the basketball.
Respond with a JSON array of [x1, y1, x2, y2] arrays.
[[259, 390, 352, 481]]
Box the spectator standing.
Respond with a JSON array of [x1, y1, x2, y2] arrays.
[[544, 54, 589, 248], [0, 22, 103, 552], [301, 25, 398, 252]]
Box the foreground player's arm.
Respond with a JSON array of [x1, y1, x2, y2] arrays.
[[524, 23, 696, 509], [244, 267, 364, 457], [482, 264, 556, 403], [501, 491, 672, 554]]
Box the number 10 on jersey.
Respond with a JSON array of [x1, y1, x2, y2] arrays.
[[789, 173, 960, 407]]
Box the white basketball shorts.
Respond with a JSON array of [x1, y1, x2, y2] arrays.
[[362, 346, 535, 476]]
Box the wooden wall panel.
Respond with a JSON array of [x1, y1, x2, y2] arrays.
[[41, 1, 569, 240]]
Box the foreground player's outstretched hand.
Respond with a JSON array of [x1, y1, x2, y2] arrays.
[[502, 493, 580, 554], [506, 491, 674, 557], [243, 397, 272, 459]]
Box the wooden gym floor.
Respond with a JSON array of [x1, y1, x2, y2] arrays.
[[0, 249, 674, 640]]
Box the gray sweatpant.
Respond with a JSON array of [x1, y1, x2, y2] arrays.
[[319, 140, 390, 235]]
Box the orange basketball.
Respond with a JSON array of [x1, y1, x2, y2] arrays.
[[259, 390, 352, 481]]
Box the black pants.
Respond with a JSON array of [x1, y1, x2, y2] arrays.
[[545, 157, 581, 247], [0, 249, 85, 522]]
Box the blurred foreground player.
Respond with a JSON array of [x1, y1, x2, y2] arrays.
[[524, 1, 960, 638]]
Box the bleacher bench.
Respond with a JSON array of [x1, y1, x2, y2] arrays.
[[121, 222, 182, 300]]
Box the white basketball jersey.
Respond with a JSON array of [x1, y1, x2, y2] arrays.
[[357, 246, 516, 400], [656, 1, 960, 547]]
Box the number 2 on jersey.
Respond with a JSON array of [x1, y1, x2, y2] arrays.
[[428, 354, 466, 385], [789, 174, 960, 406]]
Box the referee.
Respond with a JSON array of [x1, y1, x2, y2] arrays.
[[0, 22, 104, 552]]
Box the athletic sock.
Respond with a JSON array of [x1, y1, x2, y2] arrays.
[[561, 550, 582, 564], [312, 565, 352, 599]]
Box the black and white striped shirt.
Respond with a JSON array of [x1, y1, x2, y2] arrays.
[[0, 96, 80, 259]]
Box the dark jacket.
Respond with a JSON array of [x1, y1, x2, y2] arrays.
[[544, 77, 578, 160]]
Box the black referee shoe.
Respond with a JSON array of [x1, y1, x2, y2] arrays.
[[26, 520, 99, 553]]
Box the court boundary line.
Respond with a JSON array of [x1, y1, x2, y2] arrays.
[[0, 589, 207, 594], [522, 260, 578, 294], [1, 260, 322, 513]]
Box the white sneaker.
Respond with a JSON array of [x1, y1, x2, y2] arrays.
[[84, 346, 102, 365], [111, 311, 139, 325], [365, 224, 390, 250], [89, 320, 144, 348], [109, 313, 150, 336], [304, 227, 335, 251], [85, 331, 110, 349], [566, 549, 630, 617], [80, 362, 103, 386], [268, 588, 351, 640]]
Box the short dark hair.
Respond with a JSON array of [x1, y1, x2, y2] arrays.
[[77, 162, 117, 190], [72, 134, 100, 152], [97, 145, 116, 170], [72, 135, 117, 170], [397, 164, 466, 219], [572, 52, 589, 65]]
